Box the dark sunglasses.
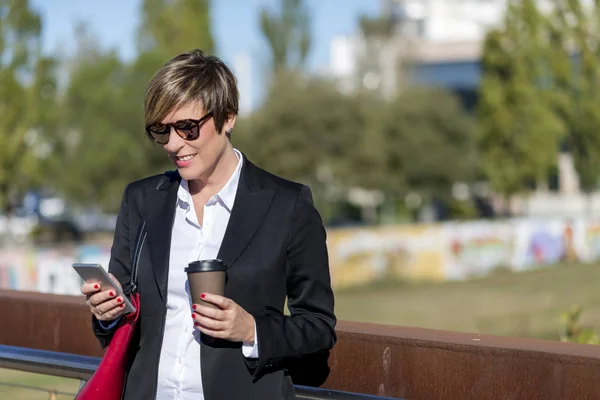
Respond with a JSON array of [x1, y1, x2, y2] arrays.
[[145, 112, 213, 144]]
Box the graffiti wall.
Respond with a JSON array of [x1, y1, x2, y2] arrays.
[[0, 244, 111, 295], [327, 225, 446, 288], [442, 221, 513, 280], [325, 217, 600, 289], [2, 217, 600, 293]]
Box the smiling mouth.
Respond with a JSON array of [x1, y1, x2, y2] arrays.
[[176, 154, 196, 162]]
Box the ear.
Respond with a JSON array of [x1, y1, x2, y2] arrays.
[[223, 114, 237, 139], [224, 114, 237, 133]]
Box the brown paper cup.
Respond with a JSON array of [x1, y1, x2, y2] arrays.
[[185, 259, 227, 309]]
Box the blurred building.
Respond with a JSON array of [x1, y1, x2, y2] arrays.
[[328, 0, 598, 217], [328, 0, 561, 107]]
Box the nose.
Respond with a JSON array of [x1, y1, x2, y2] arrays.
[[163, 127, 185, 152]]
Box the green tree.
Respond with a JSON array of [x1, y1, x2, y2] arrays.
[[259, 0, 311, 73], [379, 87, 477, 198], [137, 0, 214, 56], [0, 0, 57, 213], [477, 0, 565, 212], [53, 0, 216, 211], [55, 27, 148, 211], [549, 0, 600, 198], [235, 76, 474, 223], [235, 74, 378, 222], [132, 0, 216, 173]]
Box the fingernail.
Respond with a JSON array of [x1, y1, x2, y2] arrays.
[[109, 291, 114, 297], [200, 294, 206, 299], [119, 304, 124, 308], [192, 305, 196, 310], [194, 322, 199, 327], [94, 284, 99, 290], [116, 298, 122, 303], [191, 313, 195, 319]]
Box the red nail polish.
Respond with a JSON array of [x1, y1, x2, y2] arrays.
[[109, 291, 114, 297], [192, 304, 197, 310], [116, 298, 122, 303], [194, 322, 199, 327], [119, 304, 124, 308], [200, 294, 206, 299], [94, 284, 99, 290], [192, 314, 195, 319]]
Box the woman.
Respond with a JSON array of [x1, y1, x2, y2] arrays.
[[81, 49, 337, 400]]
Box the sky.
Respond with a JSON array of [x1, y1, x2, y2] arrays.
[[29, 0, 381, 108]]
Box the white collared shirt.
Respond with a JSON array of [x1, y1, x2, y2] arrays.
[[156, 148, 258, 400]]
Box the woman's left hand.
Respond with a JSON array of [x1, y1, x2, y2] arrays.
[[192, 293, 255, 343]]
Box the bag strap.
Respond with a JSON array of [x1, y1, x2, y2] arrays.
[[129, 220, 147, 295]]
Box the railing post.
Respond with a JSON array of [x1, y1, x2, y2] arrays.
[[77, 379, 87, 394]]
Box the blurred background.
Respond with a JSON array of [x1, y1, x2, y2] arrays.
[[2, 0, 600, 354]]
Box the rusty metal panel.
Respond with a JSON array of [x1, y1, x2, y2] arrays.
[[0, 290, 103, 357], [324, 321, 600, 399], [2, 291, 600, 399]]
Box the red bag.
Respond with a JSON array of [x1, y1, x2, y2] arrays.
[[75, 292, 140, 400], [77, 222, 146, 400]]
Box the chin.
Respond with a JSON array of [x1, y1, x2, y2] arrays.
[[180, 164, 211, 180], [177, 168, 197, 181]]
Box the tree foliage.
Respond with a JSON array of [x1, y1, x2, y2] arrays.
[[548, 0, 600, 193], [379, 87, 476, 197], [235, 73, 476, 222], [259, 0, 311, 73], [0, 0, 479, 224], [478, 0, 565, 201], [237, 73, 370, 186], [137, 0, 214, 56], [50, 0, 215, 211], [0, 0, 57, 212], [53, 28, 147, 211]]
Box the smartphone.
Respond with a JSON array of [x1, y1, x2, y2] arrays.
[[72, 263, 136, 314]]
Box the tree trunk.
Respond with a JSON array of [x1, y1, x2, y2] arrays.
[[586, 191, 593, 216], [504, 194, 512, 218]]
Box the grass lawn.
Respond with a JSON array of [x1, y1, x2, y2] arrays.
[[334, 263, 600, 340], [0, 368, 79, 400]]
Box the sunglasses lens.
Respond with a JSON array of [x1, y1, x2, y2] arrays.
[[174, 121, 199, 140], [150, 132, 169, 144], [146, 118, 204, 144], [146, 124, 169, 144]]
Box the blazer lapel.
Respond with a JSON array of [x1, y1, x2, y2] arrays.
[[218, 158, 275, 270], [143, 158, 274, 301], [145, 171, 180, 303]]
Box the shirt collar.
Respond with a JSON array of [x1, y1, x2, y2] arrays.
[[177, 148, 243, 212]]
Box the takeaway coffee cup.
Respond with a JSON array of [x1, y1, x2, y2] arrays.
[[185, 259, 227, 309]]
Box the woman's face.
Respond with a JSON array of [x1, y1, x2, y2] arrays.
[[161, 102, 233, 182]]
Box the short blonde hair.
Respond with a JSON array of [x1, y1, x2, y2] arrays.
[[144, 49, 239, 135]]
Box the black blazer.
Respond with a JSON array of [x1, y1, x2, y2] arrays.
[[91, 155, 337, 400]]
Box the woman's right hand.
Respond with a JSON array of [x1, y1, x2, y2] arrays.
[[82, 273, 127, 322]]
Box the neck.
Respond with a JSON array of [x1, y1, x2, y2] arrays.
[[188, 146, 239, 199]]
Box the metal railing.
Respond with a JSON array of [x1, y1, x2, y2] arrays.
[[0, 344, 398, 399]]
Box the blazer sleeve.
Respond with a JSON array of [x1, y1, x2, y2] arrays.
[[91, 184, 133, 349], [250, 185, 337, 377]]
